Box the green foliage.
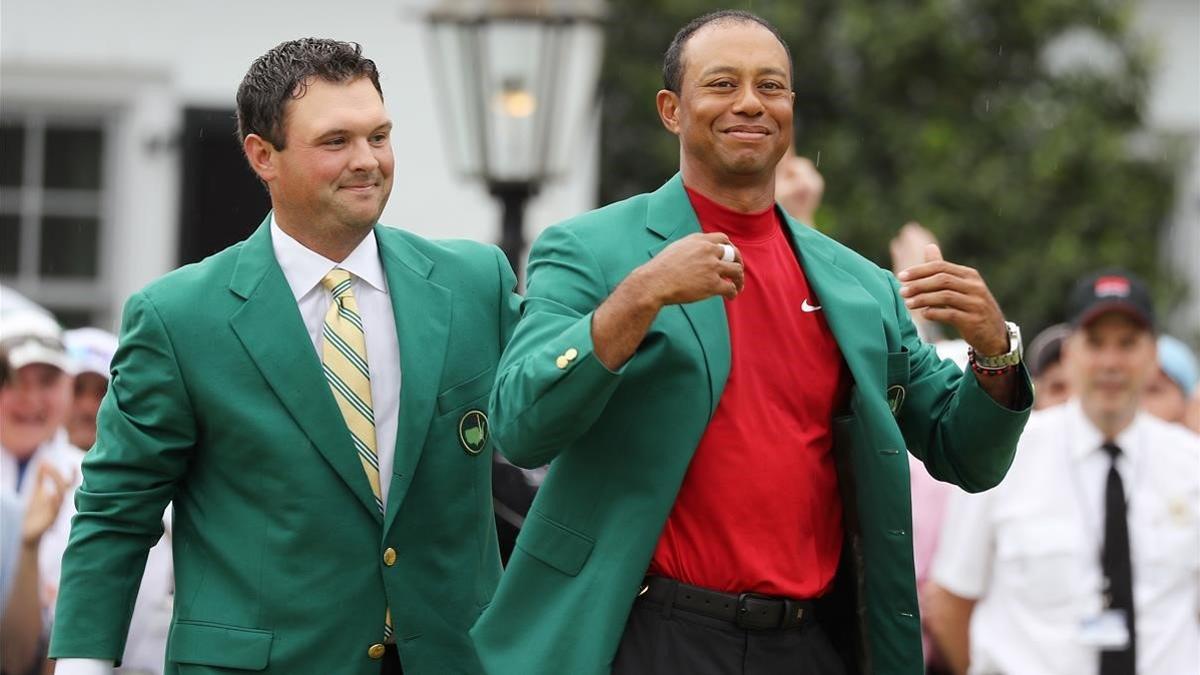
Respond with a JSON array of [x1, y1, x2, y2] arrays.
[[598, 0, 1182, 335]]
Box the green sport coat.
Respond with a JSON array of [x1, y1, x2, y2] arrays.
[[50, 218, 520, 674], [471, 175, 1032, 675]]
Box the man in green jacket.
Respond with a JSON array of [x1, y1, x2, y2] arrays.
[[472, 11, 1031, 675], [50, 39, 518, 675]]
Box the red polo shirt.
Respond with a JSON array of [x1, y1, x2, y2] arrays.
[[647, 187, 849, 599]]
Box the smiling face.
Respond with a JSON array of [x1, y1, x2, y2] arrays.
[[658, 21, 794, 191], [245, 76, 394, 248], [0, 364, 71, 459]]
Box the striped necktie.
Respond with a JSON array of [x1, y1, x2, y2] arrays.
[[321, 268, 392, 640]]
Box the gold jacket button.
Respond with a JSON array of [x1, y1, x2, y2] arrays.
[[555, 355, 569, 369], [564, 347, 579, 360], [368, 643, 386, 660], [383, 547, 397, 566]]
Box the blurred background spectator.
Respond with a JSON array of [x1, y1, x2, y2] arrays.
[[1142, 334, 1199, 430], [928, 270, 1199, 675], [1027, 323, 1075, 410], [0, 313, 173, 674], [62, 328, 117, 452], [0, 311, 81, 673]]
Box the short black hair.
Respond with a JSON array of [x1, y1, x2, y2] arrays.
[[236, 38, 383, 150], [662, 10, 792, 94]]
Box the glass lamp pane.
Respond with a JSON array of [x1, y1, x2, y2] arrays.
[[430, 21, 486, 178], [481, 21, 546, 182], [544, 22, 604, 181]]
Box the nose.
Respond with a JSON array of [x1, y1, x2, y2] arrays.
[[347, 137, 380, 174], [1095, 343, 1127, 371], [731, 84, 765, 117]]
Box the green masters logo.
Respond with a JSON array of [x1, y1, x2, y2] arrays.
[[887, 385, 906, 417], [458, 410, 489, 455]]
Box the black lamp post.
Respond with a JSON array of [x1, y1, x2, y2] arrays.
[[426, 0, 607, 278]]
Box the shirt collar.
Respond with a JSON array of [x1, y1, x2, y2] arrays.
[[1064, 397, 1143, 463], [270, 213, 387, 301]]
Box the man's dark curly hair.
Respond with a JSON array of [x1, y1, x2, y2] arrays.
[[662, 10, 792, 94], [236, 38, 383, 150]]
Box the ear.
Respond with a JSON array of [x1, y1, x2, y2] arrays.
[[656, 89, 682, 135], [243, 134, 278, 183]]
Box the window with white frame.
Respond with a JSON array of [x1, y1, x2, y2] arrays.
[[0, 112, 109, 327]]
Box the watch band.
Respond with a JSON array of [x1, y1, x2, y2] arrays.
[[969, 321, 1023, 370]]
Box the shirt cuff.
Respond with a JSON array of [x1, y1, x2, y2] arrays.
[[53, 658, 114, 675]]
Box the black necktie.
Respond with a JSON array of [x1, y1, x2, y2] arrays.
[[1100, 442, 1136, 675]]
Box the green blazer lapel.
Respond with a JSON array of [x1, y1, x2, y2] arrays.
[[646, 174, 731, 418], [228, 218, 383, 523], [375, 227, 452, 534], [782, 213, 886, 394]]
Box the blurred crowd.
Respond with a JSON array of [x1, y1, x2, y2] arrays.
[[0, 306, 172, 675], [0, 154, 1197, 675]]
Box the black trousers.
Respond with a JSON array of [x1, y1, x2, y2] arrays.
[[613, 593, 847, 675]]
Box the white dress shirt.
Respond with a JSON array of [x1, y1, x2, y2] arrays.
[[268, 216, 402, 504], [933, 400, 1200, 675], [57, 217, 403, 675]]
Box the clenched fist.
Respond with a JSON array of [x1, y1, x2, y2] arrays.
[[630, 232, 745, 307]]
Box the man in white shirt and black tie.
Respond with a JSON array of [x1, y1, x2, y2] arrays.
[[928, 269, 1200, 675]]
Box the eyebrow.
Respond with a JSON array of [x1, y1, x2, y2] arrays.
[[316, 121, 393, 139], [697, 65, 789, 80]]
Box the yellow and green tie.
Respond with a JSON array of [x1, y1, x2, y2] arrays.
[[321, 268, 392, 640]]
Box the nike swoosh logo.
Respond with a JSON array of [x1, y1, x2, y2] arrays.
[[801, 299, 822, 313]]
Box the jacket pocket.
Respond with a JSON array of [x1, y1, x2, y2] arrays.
[[437, 366, 497, 416], [886, 348, 910, 386], [168, 620, 273, 671], [515, 509, 595, 576]]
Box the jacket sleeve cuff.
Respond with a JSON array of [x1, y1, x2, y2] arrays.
[[50, 659, 115, 675], [490, 311, 626, 467]]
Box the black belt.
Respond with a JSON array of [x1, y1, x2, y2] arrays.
[[639, 576, 816, 631]]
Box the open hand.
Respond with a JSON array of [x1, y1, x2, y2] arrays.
[[898, 244, 1009, 356], [21, 462, 71, 546]]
